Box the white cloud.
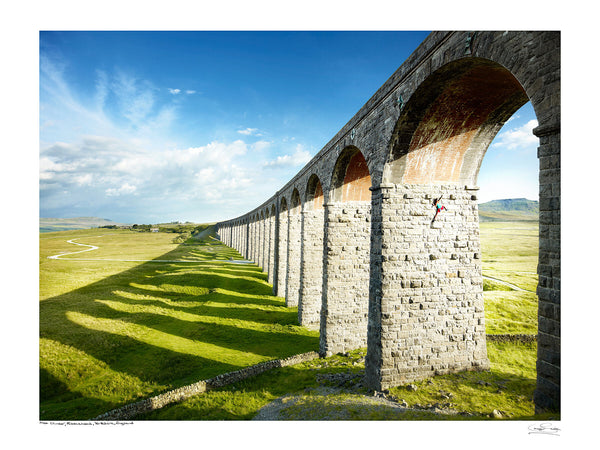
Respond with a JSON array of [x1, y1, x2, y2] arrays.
[[112, 72, 156, 126], [168, 88, 197, 95], [95, 70, 109, 110], [167, 140, 248, 167], [195, 168, 216, 183], [252, 140, 271, 152], [106, 183, 137, 197], [264, 145, 312, 168], [40, 131, 260, 213], [237, 128, 259, 136], [75, 174, 93, 186], [491, 119, 539, 150], [40, 156, 76, 175]]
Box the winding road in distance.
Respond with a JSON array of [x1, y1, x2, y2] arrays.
[[47, 236, 252, 264]]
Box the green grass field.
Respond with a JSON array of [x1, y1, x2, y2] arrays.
[[39, 228, 319, 420], [40, 220, 546, 420], [480, 221, 539, 335]]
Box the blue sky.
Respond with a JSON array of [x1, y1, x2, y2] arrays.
[[40, 31, 540, 224]]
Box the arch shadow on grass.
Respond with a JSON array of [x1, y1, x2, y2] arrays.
[[40, 234, 319, 420]]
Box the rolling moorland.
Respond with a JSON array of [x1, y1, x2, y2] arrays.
[[39, 199, 553, 420], [39, 217, 126, 233], [478, 198, 538, 222]]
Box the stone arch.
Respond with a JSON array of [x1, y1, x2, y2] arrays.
[[384, 57, 529, 186], [299, 174, 325, 329], [235, 219, 243, 255], [321, 146, 372, 355], [241, 218, 245, 256], [366, 53, 558, 409], [286, 188, 302, 307], [290, 188, 301, 213], [276, 196, 289, 299], [331, 146, 372, 202], [267, 205, 276, 286], [250, 213, 257, 264], [257, 210, 265, 270], [305, 173, 324, 211], [216, 32, 559, 412]]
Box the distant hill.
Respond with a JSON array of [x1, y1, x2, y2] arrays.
[[40, 217, 128, 233], [478, 198, 539, 222]]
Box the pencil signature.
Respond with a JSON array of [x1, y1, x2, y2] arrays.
[[528, 423, 560, 436]]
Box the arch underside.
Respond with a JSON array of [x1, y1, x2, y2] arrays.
[[386, 58, 529, 185], [332, 147, 372, 202], [306, 174, 324, 211]]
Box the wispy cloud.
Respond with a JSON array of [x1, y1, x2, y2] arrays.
[[169, 88, 197, 95], [237, 127, 260, 136], [491, 119, 539, 150], [112, 71, 157, 127], [106, 183, 137, 196], [264, 144, 312, 168]]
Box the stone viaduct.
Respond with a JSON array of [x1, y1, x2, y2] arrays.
[[215, 31, 560, 412]]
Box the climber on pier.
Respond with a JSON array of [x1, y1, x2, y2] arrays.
[[431, 195, 446, 223]]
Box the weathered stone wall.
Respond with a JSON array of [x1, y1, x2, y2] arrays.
[[276, 207, 288, 298], [298, 208, 324, 329], [533, 125, 560, 413], [91, 351, 319, 421], [366, 184, 489, 389], [286, 209, 302, 307], [320, 201, 371, 355], [267, 213, 275, 285]]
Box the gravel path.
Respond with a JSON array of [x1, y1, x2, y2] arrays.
[[47, 237, 101, 259], [252, 386, 461, 420], [252, 370, 467, 420]]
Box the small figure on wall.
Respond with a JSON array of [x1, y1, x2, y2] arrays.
[[431, 195, 446, 223]]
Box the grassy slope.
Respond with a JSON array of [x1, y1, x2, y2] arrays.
[[478, 199, 538, 223]]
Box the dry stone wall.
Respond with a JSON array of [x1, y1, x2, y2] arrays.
[[91, 351, 319, 421]]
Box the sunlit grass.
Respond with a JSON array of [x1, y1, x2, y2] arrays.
[[484, 291, 538, 335], [481, 221, 539, 335], [39, 228, 319, 420], [480, 222, 538, 290]]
